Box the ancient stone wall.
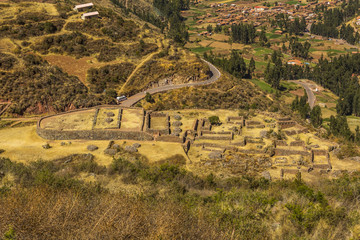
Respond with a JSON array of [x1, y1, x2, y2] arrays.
[[278, 121, 296, 129], [245, 120, 261, 126], [290, 141, 305, 147], [246, 125, 265, 129], [197, 134, 233, 141], [227, 116, 244, 125], [312, 149, 327, 156], [155, 135, 184, 143], [280, 168, 300, 177], [37, 128, 154, 141], [200, 131, 232, 135], [231, 140, 246, 147], [183, 140, 191, 154], [274, 149, 310, 156], [145, 112, 170, 135], [92, 108, 100, 130], [274, 140, 288, 147], [192, 119, 199, 132], [277, 117, 291, 121]]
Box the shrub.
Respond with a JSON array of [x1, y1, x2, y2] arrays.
[[208, 116, 221, 125]]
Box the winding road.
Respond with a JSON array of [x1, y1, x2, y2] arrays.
[[120, 59, 221, 107], [289, 80, 316, 109]]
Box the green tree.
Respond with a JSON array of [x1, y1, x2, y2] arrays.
[[208, 116, 221, 125], [145, 92, 155, 103], [248, 57, 256, 77], [310, 105, 323, 128]]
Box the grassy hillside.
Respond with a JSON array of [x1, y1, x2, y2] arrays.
[[0, 0, 208, 115], [0, 151, 359, 239], [139, 71, 273, 111]]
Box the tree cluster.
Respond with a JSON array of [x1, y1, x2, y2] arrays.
[[230, 23, 256, 44], [311, 54, 360, 116], [288, 37, 311, 59], [154, 0, 189, 44], [271, 14, 306, 36], [204, 51, 256, 79], [311, 1, 360, 44]]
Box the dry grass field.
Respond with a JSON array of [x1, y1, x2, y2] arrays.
[[3, 108, 360, 183], [120, 108, 143, 131], [40, 110, 95, 131], [0, 2, 58, 20], [94, 108, 119, 129], [150, 116, 168, 130]]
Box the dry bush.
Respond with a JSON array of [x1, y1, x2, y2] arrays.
[[0, 187, 225, 239]]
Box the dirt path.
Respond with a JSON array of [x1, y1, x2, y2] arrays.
[[0, 102, 11, 116], [289, 80, 316, 109], [119, 50, 160, 93], [120, 59, 221, 107]]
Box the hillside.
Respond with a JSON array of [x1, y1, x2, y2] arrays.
[[0, 0, 212, 116], [4, 0, 360, 239]]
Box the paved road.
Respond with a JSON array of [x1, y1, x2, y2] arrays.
[[120, 59, 221, 107], [289, 80, 316, 109]]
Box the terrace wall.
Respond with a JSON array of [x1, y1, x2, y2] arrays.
[[37, 128, 154, 141], [278, 121, 296, 129], [155, 135, 184, 143], [274, 149, 310, 156]]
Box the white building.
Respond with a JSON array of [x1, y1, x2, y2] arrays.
[[74, 3, 94, 11], [81, 11, 99, 20]]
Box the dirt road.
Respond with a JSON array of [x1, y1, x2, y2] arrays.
[[120, 59, 221, 107], [289, 80, 316, 109]]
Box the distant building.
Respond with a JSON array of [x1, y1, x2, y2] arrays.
[[74, 3, 94, 12], [81, 11, 99, 20], [287, 59, 303, 66], [254, 6, 268, 12]]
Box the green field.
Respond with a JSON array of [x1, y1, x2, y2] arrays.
[[250, 79, 274, 93]]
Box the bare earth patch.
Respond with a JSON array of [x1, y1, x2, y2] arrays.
[[44, 55, 95, 86]]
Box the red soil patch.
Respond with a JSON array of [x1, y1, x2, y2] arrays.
[[44, 55, 95, 86]]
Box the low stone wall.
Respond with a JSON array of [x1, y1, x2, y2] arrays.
[[312, 149, 327, 156], [201, 131, 231, 135], [278, 121, 296, 129], [197, 134, 233, 141], [274, 140, 288, 147], [155, 135, 184, 143], [245, 120, 262, 126], [313, 164, 331, 169], [277, 117, 291, 121], [192, 119, 199, 132], [227, 116, 244, 125], [92, 108, 100, 130], [237, 149, 265, 155], [145, 112, 170, 135], [151, 112, 167, 117], [231, 140, 246, 147], [290, 141, 305, 147], [246, 125, 265, 129], [274, 149, 310, 156], [203, 148, 226, 153], [280, 168, 300, 177], [37, 127, 154, 141], [117, 109, 123, 129], [183, 140, 191, 154]]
